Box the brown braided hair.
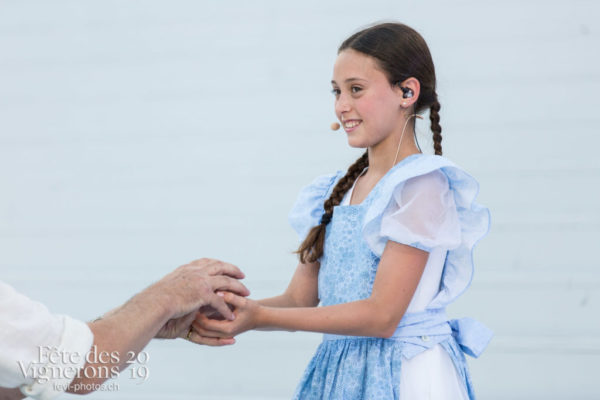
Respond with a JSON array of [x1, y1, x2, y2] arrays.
[[296, 22, 443, 262], [430, 100, 442, 155], [296, 151, 369, 263]]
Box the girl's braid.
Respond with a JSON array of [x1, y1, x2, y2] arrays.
[[430, 99, 442, 155], [296, 151, 369, 263]]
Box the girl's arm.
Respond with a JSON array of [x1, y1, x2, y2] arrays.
[[257, 261, 320, 308], [195, 241, 428, 338]]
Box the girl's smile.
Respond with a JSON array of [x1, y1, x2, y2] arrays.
[[342, 118, 362, 133]]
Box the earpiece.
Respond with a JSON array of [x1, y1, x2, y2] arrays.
[[396, 81, 414, 99]]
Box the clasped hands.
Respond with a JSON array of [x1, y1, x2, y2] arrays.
[[188, 292, 260, 346]]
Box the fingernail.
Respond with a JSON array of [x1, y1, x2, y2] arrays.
[[229, 314, 236, 321], [217, 292, 225, 297]]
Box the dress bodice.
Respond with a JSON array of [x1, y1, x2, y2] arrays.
[[318, 204, 378, 306]]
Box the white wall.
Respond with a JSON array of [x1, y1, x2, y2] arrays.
[[1, 1, 598, 399]]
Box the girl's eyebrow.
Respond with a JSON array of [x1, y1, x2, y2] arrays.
[[331, 78, 367, 84]]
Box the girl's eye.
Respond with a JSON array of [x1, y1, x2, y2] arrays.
[[330, 87, 362, 96]]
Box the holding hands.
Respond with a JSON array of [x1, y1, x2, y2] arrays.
[[191, 293, 262, 345], [148, 258, 251, 344]]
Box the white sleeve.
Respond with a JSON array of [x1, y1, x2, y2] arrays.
[[380, 169, 462, 252], [0, 281, 94, 399]]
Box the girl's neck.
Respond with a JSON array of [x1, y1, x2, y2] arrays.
[[366, 125, 421, 177]]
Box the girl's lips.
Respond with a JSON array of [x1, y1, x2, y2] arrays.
[[343, 120, 362, 133]]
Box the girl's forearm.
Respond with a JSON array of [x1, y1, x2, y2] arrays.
[[255, 299, 398, 338], [258, 290, 318, 308], [249, 296, 292, 332], [257, 294, 296, 308]]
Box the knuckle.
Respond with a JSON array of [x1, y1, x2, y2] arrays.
[[197, 278, 211, 290], [193, 258, 210, 267], [177, 263, 189, 271]]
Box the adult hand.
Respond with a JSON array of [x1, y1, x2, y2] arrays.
[[150, 259, 250, 339]]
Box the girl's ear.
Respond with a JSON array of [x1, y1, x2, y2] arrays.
[[396, 77, 421, 108]]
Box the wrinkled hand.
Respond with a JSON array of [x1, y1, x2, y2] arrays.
[[154, 311, 197, 339], [150, 258, 250, 339], [190, 292, 260, 344]]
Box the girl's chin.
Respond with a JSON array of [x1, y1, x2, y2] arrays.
[[346, 136, 371, 149]]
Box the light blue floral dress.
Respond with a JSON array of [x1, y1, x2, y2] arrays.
[[288, 153, 492, 400]]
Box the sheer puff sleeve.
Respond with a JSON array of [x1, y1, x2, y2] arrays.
[[288, 171, 344, 242], [362, 154, 491, 307], [380, 169, 461, 253]]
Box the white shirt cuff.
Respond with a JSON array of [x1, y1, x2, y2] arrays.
[[20, 315, 94, 400]]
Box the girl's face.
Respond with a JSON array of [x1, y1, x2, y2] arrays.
[[331, 49, 405, 149]]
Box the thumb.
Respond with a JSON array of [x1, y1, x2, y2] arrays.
[[222, 292, 246, 309], [208, 293, 235, 321], [176, 312, 197, 338], [181, 311, 197, 329]]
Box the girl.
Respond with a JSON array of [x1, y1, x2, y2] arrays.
[[192, 22, 492, 399]]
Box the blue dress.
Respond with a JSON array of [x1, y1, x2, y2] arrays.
[[288, 153, 492, 400]]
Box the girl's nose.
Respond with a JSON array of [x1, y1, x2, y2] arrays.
[[335, 96, 351, 115]]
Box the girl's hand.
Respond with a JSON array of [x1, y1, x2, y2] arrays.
[[198, 304, 230, 320], [192, 292, 260, 339], [182, 303, 234, 346]]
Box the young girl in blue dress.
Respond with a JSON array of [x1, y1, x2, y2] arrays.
[[192, 21, 493, 399]]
